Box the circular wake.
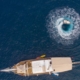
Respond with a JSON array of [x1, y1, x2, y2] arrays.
[[47, 7, 80, 45]]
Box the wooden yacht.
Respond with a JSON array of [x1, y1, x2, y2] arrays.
[[1, 57, 80, 76]]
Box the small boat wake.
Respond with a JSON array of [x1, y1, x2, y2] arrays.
[[46, 7, 80, 45]]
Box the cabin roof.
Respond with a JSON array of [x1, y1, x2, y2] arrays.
[[32, 60, 53, 74]]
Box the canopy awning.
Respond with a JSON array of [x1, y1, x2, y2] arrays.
[[51, 57, 72, 73]]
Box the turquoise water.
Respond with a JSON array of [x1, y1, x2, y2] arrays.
[[62, 24, 70, 31], [0, 0, 80, 80]]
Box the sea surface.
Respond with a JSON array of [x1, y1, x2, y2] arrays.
[[0, 0, 80, 80]]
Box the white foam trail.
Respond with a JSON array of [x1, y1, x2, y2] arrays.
[[47, 7, 80, 45]]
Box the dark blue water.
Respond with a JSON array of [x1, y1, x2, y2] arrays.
[[0, 0, 80, 80]]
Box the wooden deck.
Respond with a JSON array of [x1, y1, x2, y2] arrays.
[[12, 58, 51, 76]]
